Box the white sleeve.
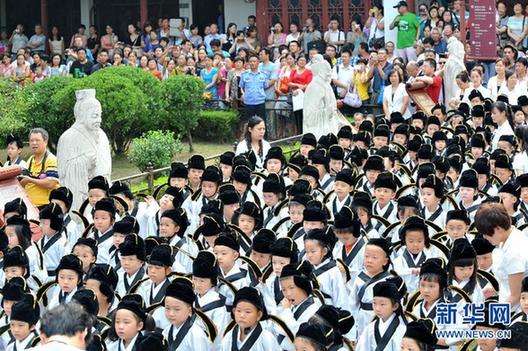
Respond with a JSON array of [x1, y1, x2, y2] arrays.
[[235, 141, 247, 155]]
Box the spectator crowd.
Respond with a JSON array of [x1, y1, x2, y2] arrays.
[[3, 0, 528, 350]]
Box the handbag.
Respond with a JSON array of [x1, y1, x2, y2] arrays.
[[279, 75, 290, 94], [368, 20, 385, 49], [344, 83, 362, 108]]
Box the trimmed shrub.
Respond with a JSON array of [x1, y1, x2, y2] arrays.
[[161, 75, 204, 151], [193, 109, 240, 143], [98, 66, 166, 128], [128, 130, 183, 172], [0, 81, 26, 143], [9, 76, 73, 151], [52, 71, 148, 155]]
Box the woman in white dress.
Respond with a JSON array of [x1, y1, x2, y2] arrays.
[[487, 58, 508, 101], [498, 70, 525, 105], [382, 69, 411, 120], [448, 71, 471, 109], [513, 125, 528, 175], [286, 22, 302, 44], [491, 101, 515, 150], [235, 115, 271, 169], [469, 67, 491, 100]]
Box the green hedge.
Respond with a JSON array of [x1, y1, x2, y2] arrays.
[[0, 67, 205, 155], [193, 109, 240, 143]]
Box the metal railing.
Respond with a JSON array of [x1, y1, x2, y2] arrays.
[[114, 133, 303, 195], [113, 98, 384, 194]]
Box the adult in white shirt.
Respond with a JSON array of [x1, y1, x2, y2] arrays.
[[449, 71, 472, 109], [286, 22, 302, 44], [29, 303, 92, 351], [475, 203, 528, 311], [331, 48, 355, 97], [498, 70, 526, 105], [491, 100, 515, 150], [324, 17, 345, 53], [235, 115, 271, 169], [469, 68, 491, 100], [204, 23, 224, 51], [383, 69, 411, 120], [513, 125, 528, 175], [515, 56, 528, 90], [487, 58, 507, 101]]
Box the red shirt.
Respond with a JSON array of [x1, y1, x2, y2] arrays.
[[289, 68, 313, 90], [425, 75, 442, 104]]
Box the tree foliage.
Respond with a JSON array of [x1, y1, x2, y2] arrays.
[[128, 130, 182, 172], [161, 75, 205, 151], [52, 71, 148, 154]]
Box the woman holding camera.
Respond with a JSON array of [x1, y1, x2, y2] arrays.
[[268, 22, 287, 57], [346, 19, 365, 56]]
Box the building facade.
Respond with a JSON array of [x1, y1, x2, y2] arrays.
[[0, 0, 376, 44]]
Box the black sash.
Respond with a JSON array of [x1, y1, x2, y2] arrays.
[[425, 206, 443, 223], [130, 202, 139, 218], [342, 239, 365, 266], [63, 215, 72, 230], [321, 175, 335, 191], [41, 232, 61, 253], [118, 337, 139, 351], [240, 191, 248, 205], [155, 210, 161, 235], [238, 238, 251, 253], [225, 269, 247, 283], [293, 296, 314, 320], [363, 222, 373, 234], [332, 196, 351, 216], [97, 229, 113, 245], [150, 279, 170, 304], [274, 277, 284, 305], [357, 271, 391, 305], [419, 298, 444, 319], [313, 260, 337, 277], [171, 235, 187, 250], [374, 202, 394, 230], [292, 228, 305, 241], [459, 201, 479, 214], [521, 201, 528, 214], [199, 295, 226, 312], [58, 290, 69, 304], [231, 323, 263, 351], [374, 316, 400, 351], [402, 250, 426, 268], [124, 267, 145, 292], [263, 207, 274, 228], [451, 281, 472, 303], [168, 315, 195, 350]]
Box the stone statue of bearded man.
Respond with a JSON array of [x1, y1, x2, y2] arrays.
[[57, 89, 112, 210]]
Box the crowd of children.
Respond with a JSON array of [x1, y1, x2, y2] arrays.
[[4, 108, 528, 350]]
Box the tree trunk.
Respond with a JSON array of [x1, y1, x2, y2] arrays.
[[187, 130, 194, 153]]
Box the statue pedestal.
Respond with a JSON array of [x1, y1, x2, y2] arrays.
[[0, 166, 41, 241]]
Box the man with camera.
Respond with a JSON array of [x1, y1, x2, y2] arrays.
[[324, 17, 345, 53], [301, 18, 321, 54], [8, 24, 28, 58]]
